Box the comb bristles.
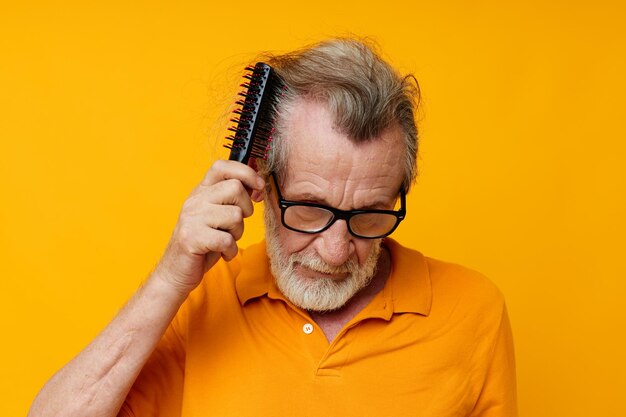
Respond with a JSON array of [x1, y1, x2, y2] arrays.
[[225, 62, 282, 164]]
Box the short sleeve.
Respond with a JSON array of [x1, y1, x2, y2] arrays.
[[117, 312, 187, 417], [470, 302, 518, 417]]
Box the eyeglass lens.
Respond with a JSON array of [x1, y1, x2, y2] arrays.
[[283, 205, 399, 237]]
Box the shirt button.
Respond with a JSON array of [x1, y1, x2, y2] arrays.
[[303, 323, 314, 334]]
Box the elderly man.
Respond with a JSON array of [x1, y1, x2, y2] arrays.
[[29, 39, 517, 417]]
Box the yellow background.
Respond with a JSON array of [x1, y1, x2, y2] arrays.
[[1, 1, 624, 415]]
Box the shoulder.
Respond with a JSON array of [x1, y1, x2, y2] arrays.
[[426, 256, 504, 304], [386, 238, 506, 319]]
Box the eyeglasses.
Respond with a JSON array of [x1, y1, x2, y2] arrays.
[[270, 172, 406, 239]]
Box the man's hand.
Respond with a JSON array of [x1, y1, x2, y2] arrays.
[[28, 160, 266, 417], [154, 160, 265, 296]]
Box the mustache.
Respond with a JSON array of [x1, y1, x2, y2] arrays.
[[291, 253, 358, 275]]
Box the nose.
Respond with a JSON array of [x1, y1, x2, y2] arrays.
[[313, 219, 355, 266]]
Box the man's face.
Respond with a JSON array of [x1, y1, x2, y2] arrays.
[[264, 98, 405, 312]]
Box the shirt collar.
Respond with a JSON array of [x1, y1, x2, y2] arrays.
[[235, 240, 274, 305], [382, 238, 432, 316], [235, 238, 432, 317]]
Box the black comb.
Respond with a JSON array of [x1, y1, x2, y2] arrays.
[[224, 62, 283, 165]]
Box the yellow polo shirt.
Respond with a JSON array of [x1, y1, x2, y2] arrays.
[[119, 239, 517, 417]]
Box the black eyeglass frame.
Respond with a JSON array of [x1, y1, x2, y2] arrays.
[[270, 172, 407, 239]]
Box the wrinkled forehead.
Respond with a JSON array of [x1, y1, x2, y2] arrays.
[[278, 99, 405, 203]]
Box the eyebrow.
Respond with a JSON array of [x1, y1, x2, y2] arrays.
[[283, 191, 330, 206], [285, 192, 394, 211]]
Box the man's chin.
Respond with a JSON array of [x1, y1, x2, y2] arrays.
[[270, 250, 382, 312], [277, 271, 361, 312], [289, 291, 352, 313]]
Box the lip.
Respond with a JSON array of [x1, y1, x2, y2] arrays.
[[294, 263, 349, 281]]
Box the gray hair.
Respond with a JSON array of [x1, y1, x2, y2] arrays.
[[257, 38, 420, 191]]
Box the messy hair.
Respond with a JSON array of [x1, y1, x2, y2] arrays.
[[257, 38, 421, 191]]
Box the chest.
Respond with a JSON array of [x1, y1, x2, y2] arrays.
[[182, 305, 485, 417]]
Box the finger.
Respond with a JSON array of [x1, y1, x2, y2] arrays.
[[191, 226, 239, 261], [202, 204, 245, 241], [201, 160, 265, 191], [186, 226, 237, 258], [187, 179, 255, 218], [220, 238, 239, 261], [210, 179, 255, 217]]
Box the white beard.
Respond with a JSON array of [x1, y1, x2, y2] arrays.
[[264, 201, 381, 312]]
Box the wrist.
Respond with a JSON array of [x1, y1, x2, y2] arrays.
[[149, 266, 196, 302]]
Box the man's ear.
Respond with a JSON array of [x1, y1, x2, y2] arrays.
[[251, 188, 264, 202]]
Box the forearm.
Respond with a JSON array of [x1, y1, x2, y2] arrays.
[[29, 161, 263, 417], [28, 272, 188, 417]]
